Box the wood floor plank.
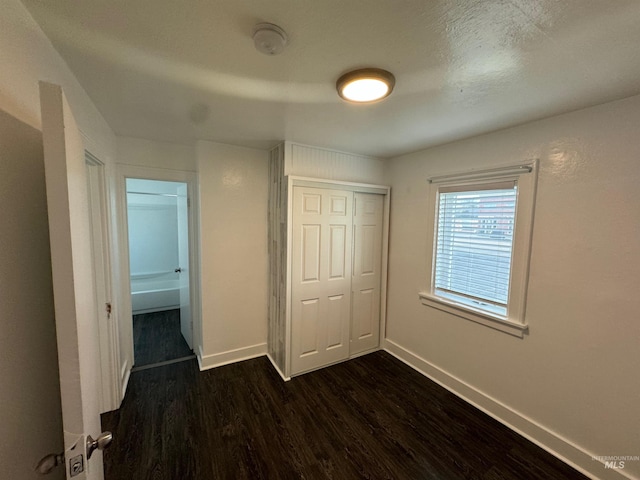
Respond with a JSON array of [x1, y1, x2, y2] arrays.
[[133, 309, 193, 367], [102, 351, 588, 480]]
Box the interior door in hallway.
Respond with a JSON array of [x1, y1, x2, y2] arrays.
[[176, 183, 192, 349], [291, 187, 353, 375], [351, 193, 384, 356]]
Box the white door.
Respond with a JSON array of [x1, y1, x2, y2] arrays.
[[351, 193, 384, 355], [86, 157, 118, 413], [291, 187, 353, 375], [176, 183, 192, 349], [40, 82, 107, 479]]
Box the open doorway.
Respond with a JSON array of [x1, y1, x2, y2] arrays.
[[125, 178, 193, 368]]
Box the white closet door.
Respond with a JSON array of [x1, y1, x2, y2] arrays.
[[291, 187, 353, 375], [351, 193, 384, 355]]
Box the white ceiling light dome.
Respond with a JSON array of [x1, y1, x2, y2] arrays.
[[252, 23, 288, 55], [337, 68, 396, 103]]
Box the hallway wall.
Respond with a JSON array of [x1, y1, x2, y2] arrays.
[[117, 136, 196, 171], [197, 141, 270, 368]]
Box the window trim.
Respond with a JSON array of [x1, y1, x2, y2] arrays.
[[420, 161, 538, 338]]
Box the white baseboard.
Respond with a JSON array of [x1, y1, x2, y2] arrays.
[[198, 343, 267, 371], [383, 339, 636, 480], [266, 353, 290, 381], [197, 345, 205, 370], [349, 346, 381, 360]]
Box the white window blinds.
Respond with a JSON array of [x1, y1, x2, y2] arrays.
[[434, 181, 517, 316]]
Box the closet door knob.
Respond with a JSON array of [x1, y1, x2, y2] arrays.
[[174, 268, 182, 273]]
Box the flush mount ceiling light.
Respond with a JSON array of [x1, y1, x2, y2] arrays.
[[336, 68, 395, 103], [252, 23, 288, 55]]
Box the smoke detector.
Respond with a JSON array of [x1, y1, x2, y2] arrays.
[[252, 23, 288, 55]]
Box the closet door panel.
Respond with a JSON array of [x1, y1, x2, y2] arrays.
[[299, 298, 320, 356], [327, 294, 347, 349], [351, 193, 384, 355], [353, 287, 375, 340], [302, 225, 321, 282], [329, 225, 347, 279], [360, 225, 376, 274], [291, 187, 353, 375]]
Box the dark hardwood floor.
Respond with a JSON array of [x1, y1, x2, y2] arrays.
[[133, 309, 193, 367], [101, 351, 588, 480]]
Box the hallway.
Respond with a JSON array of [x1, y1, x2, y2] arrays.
[[133, 309, 193, 368]]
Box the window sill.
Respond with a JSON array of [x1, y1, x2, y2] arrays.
[[418, 292, 529, 338]]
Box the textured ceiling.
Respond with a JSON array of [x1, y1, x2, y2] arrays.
[[22, 0, 640, 157]]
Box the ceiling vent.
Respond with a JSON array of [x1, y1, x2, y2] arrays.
[[252, 23, 288, 55]]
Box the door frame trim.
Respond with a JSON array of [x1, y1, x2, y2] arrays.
[[85, 152, 122, 413], [115, 164, 202, 382], [78, 129, 124, 413], [285, 176, 391, 378]]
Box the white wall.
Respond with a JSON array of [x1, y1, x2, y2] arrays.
[[384, 94, 640, 479], [126, 193, 179, 280], [0, 1, 117, 476], [0, 0, 115, 157], [197, 141, 269, 368], [118, 136, 196, 171]]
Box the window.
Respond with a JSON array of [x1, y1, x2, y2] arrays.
[[420, 163, 538, 337]]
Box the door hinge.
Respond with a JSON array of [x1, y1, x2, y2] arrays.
[[105, 302, 112, 319]]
